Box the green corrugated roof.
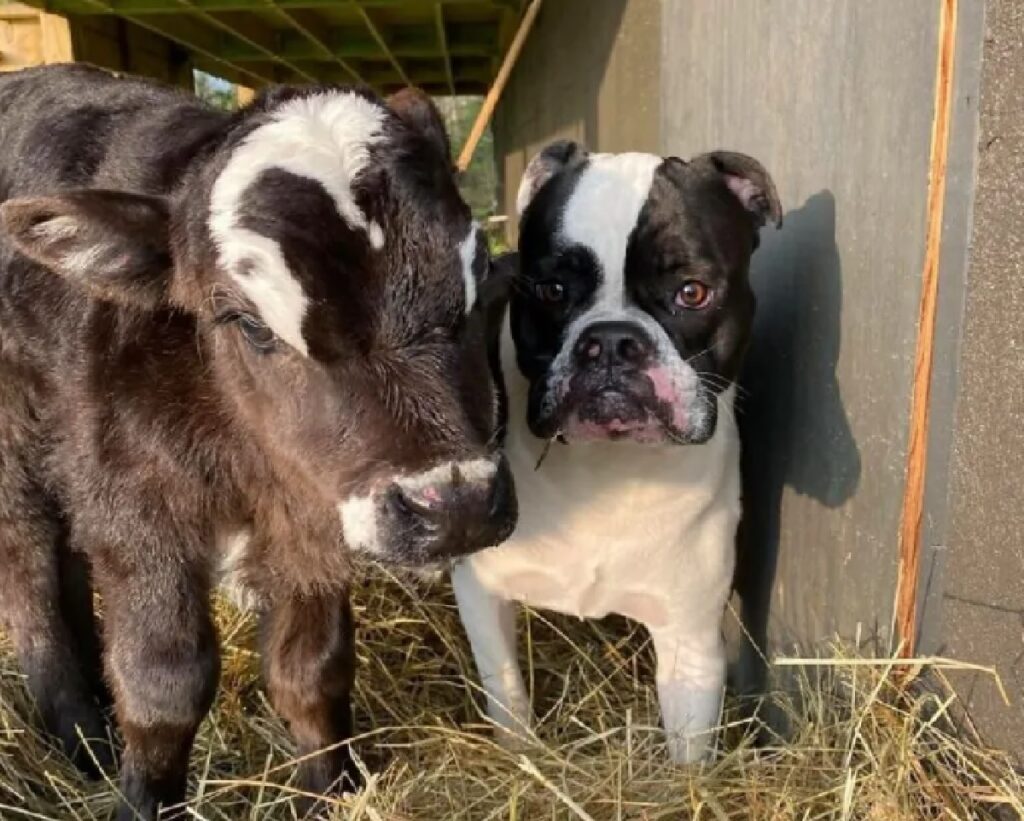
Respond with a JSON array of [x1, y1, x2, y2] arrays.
[[19, 0, 525, 94]]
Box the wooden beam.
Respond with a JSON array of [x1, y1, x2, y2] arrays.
[[433, 1, 455, 97], [895, 0, 958, 656], [43, 0, 504, 13], [221, 28, 493, 62], [491, 0, 520, 75], [262, 2, 365, 84], [235, 82, 255, 105], [70, 0, 275, 84], [172, 0, 317, 81], [456, 0, 538, 172], [38, 8, 75, 62], [354, 2, 410, 87]]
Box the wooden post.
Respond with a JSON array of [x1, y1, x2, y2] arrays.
[[0, 3, 73, 71], [894, 0, 958, 655], [456, 0, 542, 173], [235, 84, 255, 107], [38, 9, 73, 63]]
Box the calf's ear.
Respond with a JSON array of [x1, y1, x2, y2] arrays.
[[1, 189, 172, 310], [387, 87, 452, 165]]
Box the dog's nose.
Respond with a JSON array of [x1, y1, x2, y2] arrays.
[[574, 321, 653, 368]]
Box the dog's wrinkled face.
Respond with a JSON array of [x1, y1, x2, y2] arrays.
[[511, 142, 781, 445]]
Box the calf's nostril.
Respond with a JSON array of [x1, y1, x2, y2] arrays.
[[388, 485, 437, 521]]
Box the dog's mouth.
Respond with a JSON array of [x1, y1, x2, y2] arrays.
[[552, 383, 690, 445]]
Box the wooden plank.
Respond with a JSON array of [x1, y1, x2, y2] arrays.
[[0, 3, 73, 68], [433, 1, 455, 97], [172, 0, 317, 81], [235, 82, 255, 104], [73, 0, 275, 84], [354, 2, 410, 86], [258, 2, 365, 83], [895, 0, 959, 655], [38, 9, 74, 62], [456, 0, 537, 171], [221, 28, 493, 61]]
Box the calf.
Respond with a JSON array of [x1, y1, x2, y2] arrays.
[[0, 65, 516, 819]]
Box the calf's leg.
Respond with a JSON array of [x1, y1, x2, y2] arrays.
[[262, 590, 358, 813], [0, 426, 111, 774], [95, 553, 219, 821]]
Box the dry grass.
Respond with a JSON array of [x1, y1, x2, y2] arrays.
[[1, 567, 1021, 820]]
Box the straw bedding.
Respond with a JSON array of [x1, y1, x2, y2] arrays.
[[0, 566, 1020, 820]]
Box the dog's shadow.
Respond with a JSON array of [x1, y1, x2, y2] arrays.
[[731, 190, 861, 695]]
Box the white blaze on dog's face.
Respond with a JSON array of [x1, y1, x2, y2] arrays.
[[511, 141, 782, 445]]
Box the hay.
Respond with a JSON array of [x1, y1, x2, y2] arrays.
[[1, 567, 1020, 820]]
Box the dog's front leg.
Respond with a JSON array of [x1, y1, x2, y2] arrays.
[[650, 622, 726, 764], [451, 560, 530, 740]]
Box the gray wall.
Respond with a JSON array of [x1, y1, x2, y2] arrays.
[[928, 0, 1023, 763], [491, 0, 661, 238], [661, 0, 944, 654]]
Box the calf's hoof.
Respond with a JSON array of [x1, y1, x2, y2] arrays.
[[293, 746, 362, 817], [42, 691, 116, 779]]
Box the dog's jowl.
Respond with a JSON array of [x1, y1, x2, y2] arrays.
[[0, 65, 516, 819], [452, 141, 781, 762]]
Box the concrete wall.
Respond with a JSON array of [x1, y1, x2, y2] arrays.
[[491, 0, 661, 238], [928, 0, 1023, 763]]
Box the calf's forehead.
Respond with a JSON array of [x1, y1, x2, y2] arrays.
[[207, 91, 388, 356], [204, 90, 481, 355]]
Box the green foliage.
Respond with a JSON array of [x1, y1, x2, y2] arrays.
[[193, 70, 237, 112], [437, 96, 499, 221]]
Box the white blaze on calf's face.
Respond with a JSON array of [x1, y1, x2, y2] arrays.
[[208, 92, 387, 356]]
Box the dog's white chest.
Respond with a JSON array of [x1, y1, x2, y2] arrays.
[[467, 331, 741, 626]]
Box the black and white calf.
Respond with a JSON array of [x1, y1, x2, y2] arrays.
[[0, 65, 514, 819], [452, 142, 781, 762]]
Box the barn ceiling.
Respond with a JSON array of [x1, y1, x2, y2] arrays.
[[17, 0, 525, 94]]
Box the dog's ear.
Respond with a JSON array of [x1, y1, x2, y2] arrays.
[[387, 87, 452, 165], [516, 140, 588, 217], [686, 151, 783, 228]]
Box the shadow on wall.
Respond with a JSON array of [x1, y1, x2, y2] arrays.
[[732, 190, 861, 693]]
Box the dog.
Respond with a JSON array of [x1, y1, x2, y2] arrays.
[[451, 141, 781, 762]]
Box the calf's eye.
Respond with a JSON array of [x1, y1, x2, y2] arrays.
[[237, 315, 277, 352], [534, 280, 565, 303], [674, 280, 712, 310], [216, 310, 278, 353]]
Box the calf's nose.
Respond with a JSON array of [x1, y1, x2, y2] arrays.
[[384, 455, 518, 558]]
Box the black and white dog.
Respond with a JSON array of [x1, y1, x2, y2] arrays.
[[452, 142, 781, 762]]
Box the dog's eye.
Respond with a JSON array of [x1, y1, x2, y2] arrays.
[[217, 311, 278, 353], [534, 280, 565, 303], [674, 280, 712, 310]]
